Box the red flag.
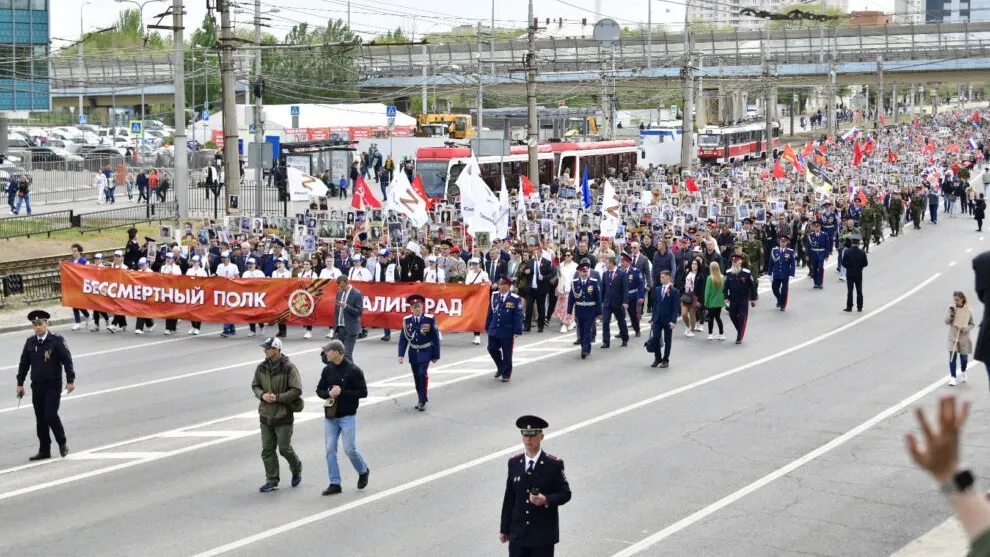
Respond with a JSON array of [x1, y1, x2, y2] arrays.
[[671, 181, 678, 194], [879, 113, 886, 126], [411, 174, 434, 209], [947, 143, 961, 153], [857, 190, 868, 206], [801, 141, 813, 158], [853, 140, 863, 167], [352, 175, 382, 210], [974, 112, 981, 123], [520, 174, 536, 196], [887, 150, 898, 163], [864, 138, 875, 156], [772, 159, 786, 178], [760, 170, 770, 179], [685, 176, 698, 193]]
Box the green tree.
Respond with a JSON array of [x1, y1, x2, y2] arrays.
[[60, 8, 168, 55], [259, 18, 359, 104], [374, 27, 408, 44], [186, 13, 221, 120]]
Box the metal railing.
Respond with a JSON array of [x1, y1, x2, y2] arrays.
[[0, 247, 125, 277], [0, 209, 74, 240], [187, 179, 288, 219], [0, 269, 62, 304], [77, 201, 178, 233]]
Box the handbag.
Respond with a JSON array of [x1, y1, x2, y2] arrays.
[[644, 333, 659, 354], [323, 395, 338, 418], [680, 293, 693, 305]]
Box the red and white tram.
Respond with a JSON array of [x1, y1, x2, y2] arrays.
[[415, 140, 638, 200], [696, 122, 782, 164]]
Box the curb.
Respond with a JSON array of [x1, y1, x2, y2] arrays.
[[0, 317, 75, 335]]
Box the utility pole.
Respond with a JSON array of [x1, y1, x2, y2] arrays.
[[490, 0, 495, 76], [679, 26, 694, 173], [695, 53, 704, 131], [253, 0, 264, 217], [790, 89, 796, 138], [218, 0, 240, 215], [526, 0, 538, 186], [646, 0, 652, 70], [421, 44, 428, 114], [173, 0, 188, 217], [717, 59, 724, 123], [876, 54, 884, 128], [477, 21, 484, 134], [827, 56, 837, 137]]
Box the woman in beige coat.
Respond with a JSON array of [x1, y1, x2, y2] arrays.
[[946, 291, 976, 386]]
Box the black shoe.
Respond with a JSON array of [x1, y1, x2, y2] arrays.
[[650, 360, 661, 368], [659, 361, 669, 368], [357, 468, 370, 489], [600, 343, 610, 349], [415, 402, 426, 412], [59, 444, 69, 458], [291, 474, 302, 488], [572, 340, 581, 345], [635, 331, 641, 337], [381, 335, 390, 341], [843, 307, 852, 312], [537, 328, 543, 333], [259, 482, 279, 493], [501, 377, 510, 382], [857, 308, 863, 312], [580, 352, 588, 359], [614, 334, 622, 339], [28, 452, 50, 462], [779, 306, 785, 312], [735, 340, 742, 345], [493, 372, 502, 379], [621, 340, 628, 347], [322, 484, 342, 496]]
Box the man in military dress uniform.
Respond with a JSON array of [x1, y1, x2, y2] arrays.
[[487, 278, 524, 382], [805, 220, 830, 290], [770, 235, 796, 311], [820, 201, 840, 252], [620, 253, 646, 337], [500, 415, 572, 557], [16, 310, 75, 461], [397, 294, 440, 411], [567, 263, 603, 359], [724, 254, 758, 344]]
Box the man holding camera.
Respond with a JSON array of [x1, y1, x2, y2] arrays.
[[317, 339, 370, 496], [499, 415, 572, 557]]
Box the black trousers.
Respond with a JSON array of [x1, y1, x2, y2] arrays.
[[727, 302, 750, 341], [112, 314, 127, 328], [846, 276, 864, 310], [32, 383, 66, 453], [626, 300, 642, 335], [650, 322, 672, 362], [508, 543, 554, 557], [524, 287, 547, 331], [165, 318, 178, 331], [602, 305, 628, 344]]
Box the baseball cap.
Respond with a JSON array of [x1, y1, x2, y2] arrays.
[[260, 337, 282, 350]]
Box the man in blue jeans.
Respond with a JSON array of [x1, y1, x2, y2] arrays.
[[316, 339, 370, 495]]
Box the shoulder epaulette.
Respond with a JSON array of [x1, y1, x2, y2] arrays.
[[544, 452, 562, 461], [510, 452, 524, 461], [588, 277, 599, 282]]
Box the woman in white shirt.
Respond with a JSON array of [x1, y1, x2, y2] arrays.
[[680, 258, 700, 337], [465, 258, 490, 345], [271, 258, 293, 338], [379, 249, 398, 341], [216, 251, 241, 337], [241, 257, 266, 337], [298, 259, 318, 339], [135, 258, 156, 334], [186, 255, 208, 335], [423, 255, 446, 283], [553, 251, 578, 333]]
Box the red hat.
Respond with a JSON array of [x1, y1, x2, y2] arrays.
[[498, 277, 513, 285]]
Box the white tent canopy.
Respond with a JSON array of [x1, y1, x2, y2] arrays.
[[203, 103, 417, 131]]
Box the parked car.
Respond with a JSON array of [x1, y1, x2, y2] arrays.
[[0, 162, 32, 184], [79, 146, 124, 172], [29, 147, 84, 171]]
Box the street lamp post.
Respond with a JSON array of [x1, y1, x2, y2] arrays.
[[78, 1, 89, 126], [114, 0, 165, 146]]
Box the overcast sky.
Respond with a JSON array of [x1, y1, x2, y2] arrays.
[[51, 0, 893, 49]]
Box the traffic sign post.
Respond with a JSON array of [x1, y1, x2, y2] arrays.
[[78, 114, 87, 125], [129, 120, 143, 137], [386, 105, 397, 129], [201, 110, 209, 122], [290, 105, 300, 116]]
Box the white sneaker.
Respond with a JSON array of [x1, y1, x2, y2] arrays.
[[473, 336, 481, 345], [135, 329, 144, 335], [163, 330, 172, 336], [949, 377, 957, 386], [192, 328, 200, 336], [71, 323, 82, 331], [187, 328, 196, 335], [568, 322, 576, 331], [560, 325, 568, 333], [707, 334, 714, 340], [146, 324, 156, 332], [694, 324, 704, 332], [248, 331, 256, 337], [685, 331, 695, 338], [962, 371, 969, 383], [89, 324, 98, 332], [717, 334, 726, 341], [838, 276, 846, 282], [107, 325, 117, 333], [683, 329, 691, 337], [303, 331, 312, 339], [325, 331, 334, 339]]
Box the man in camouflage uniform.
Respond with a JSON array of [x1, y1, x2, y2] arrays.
[[858, 199, 881, 253], [867, 198, 884, 249], [887, 191, 903, 237], [909, 188, 926, 230], [739, 219, 763, 276]]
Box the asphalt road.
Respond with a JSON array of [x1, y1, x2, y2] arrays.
[[0, 213, 987, 557]]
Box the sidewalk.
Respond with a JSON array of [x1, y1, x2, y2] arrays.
[[890, 517, 967, 557], [0, 302, 73, 334]]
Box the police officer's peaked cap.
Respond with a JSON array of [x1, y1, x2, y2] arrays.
[[620, 253, 632, 262], [577, 263, 590, 271], [407, 294, 426, 305], [27, 309, 50, 323], [498, 277, 513, 285], [516, 415, 549, 436], [850, 235, 863, 243], [731, 254, 745, 261], [778, 235, 789, 241]]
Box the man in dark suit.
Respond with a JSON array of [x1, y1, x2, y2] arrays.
[[333, 276, 364, 361], [973, 250, 990, 369], [486, 247, 508, 286], [522, 249, 555, 333], [600, 256, 629, 348], [841, 236, 869, 313], [650, 270, 679, 368], [500, 415, 571, 557]]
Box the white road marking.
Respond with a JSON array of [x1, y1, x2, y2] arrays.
[[608, 374, 946, 557], [966, 248, 973, 253], [182, 272, 943, 557], [159, 431, 247, 439], [0, 330, 223, 372], [950, 261, 958, 267], [73, 451, 168, 460], [981, 236, 985, 241]]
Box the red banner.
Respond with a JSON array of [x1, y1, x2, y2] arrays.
[[211, 130, 224, 149], [59, 263, 490, 332]]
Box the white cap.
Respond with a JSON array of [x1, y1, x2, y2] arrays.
[[191, 255, 201, 262], [165, 252, 174, 258], [405, 240, 420, 255], [113, 250, 123, 256], [427, 255, 437, 263], [260, 337, 282, 350], [246, 257, 256, 264], [469, 257, 480, 264], [138, 257, 148, 265], [94, 253, 104, 259], [350, 254, 363, 262], [221, 251, 231, 258]]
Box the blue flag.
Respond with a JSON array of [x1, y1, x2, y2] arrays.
[[580, 166, 592, 209]]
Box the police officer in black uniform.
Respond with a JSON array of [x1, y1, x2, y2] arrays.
[[16, 310, 75, 461], [500, 415, 572, 557]]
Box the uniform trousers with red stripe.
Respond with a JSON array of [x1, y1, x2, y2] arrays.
[[727, 300, 750, 342]]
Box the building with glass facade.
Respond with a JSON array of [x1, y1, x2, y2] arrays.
[[0, 0, 49, 111]]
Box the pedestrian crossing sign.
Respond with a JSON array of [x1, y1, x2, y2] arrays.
[[129, 120, 143, 137]]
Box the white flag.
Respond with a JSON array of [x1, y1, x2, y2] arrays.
[[287, 167, 329, 202], [386, 170, 430, 227], [456, 155, 481, 223], [497, 175, 511, 239], [465, 173, 500, 235], [601, 178, 621, 238]]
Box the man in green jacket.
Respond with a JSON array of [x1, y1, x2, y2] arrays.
[[251, 337, 304, 493]]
